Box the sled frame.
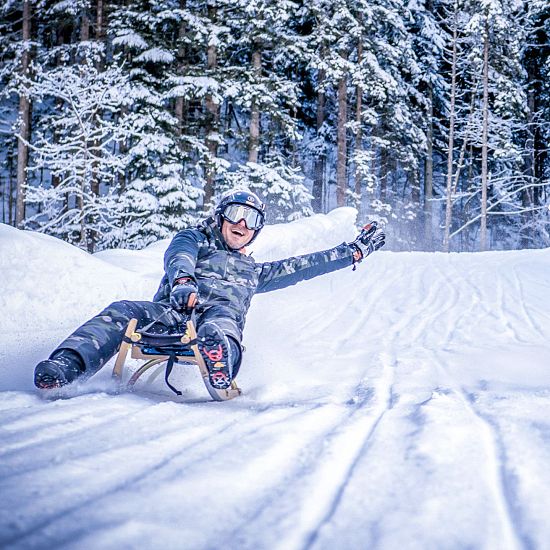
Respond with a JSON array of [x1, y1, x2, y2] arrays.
[[112, 317, 241, 402]]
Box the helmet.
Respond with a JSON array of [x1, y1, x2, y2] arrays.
[[215, 190, 266, 245]]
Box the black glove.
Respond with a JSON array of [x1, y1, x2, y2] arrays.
[[349, 221, 386, 262], [170, 277, 198, 313]]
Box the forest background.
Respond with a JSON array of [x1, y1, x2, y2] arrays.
[[1, 0, 549, 253]]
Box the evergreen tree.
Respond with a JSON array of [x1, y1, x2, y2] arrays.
[[216, 0, 312, 221], [0, 0, 548, 251], [519, 0, 550, 246], [109, 1, 201, 248], [408, 0, 449, 250], [0, 0, 36, 227], [442, 0, 543, 250], [0, 1, 23, 225], [304, 0, 427, 247]]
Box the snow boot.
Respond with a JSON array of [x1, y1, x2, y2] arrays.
[[197, 323, 235, 390], [34, 350, 84, 389]]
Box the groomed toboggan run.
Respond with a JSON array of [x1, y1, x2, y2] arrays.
[[1, 208, 549, 550]]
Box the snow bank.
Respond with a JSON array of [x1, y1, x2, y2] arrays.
[[1, 211, 550, 549]]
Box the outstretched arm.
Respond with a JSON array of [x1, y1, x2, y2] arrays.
[[255, 242, 354, 293], [256, 221, 385, 294]]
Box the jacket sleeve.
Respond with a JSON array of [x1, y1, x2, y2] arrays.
[[255, 242, 354, 293], [163, 229, 204, 287]]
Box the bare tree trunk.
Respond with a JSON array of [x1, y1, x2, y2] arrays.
[[175, 0, 188, 134], [480, 20, 489, 252], [87, 0, 107, 252], [79, 13, 90, 247], [92, 0, 106, 189], [248, 49, 261, 163], [51, 31, 63, 195], [204, 4, 218, 205], [336, 53, 348, 207], [443, 7, 458, 252], [312, 68, 326, 213], [424, 85, 434, 250], [95, 0, 105, 70], [81, 12, 90, 40], [16, 0, 32, 228], [370, 123, 378, 200], [521, 74, 536, 247], [4, 149, 15, 224], [96, 0, 104, 42], [379, 126, 388, 203], [174, 98, 185, 134], [354, 39, 363, 216]]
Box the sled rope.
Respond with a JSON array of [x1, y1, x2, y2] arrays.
[[164, 354, 182, 396]]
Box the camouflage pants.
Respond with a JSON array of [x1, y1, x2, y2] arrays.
[[54, 300, 242, 378]]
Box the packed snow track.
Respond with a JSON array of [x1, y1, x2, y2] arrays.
[[1, 209, 549, 549]]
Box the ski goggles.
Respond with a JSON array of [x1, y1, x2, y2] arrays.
[[222, 203, 265, 231]]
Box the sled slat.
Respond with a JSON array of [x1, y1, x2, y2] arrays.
[[112, 318, 138, 380]]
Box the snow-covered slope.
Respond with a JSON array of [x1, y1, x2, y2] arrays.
[[1, 211, 549, 550]]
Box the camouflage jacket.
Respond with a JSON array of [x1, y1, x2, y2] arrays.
[[153, 217, 354, 338]]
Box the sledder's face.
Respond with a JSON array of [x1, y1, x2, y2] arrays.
[[221, 219, 255, 250]]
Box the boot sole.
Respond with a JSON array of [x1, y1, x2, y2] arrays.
[[198, 325, 232, 390]]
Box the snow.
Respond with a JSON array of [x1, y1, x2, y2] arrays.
[[135, 47, 175, 64], [1, 209, 550, 549]]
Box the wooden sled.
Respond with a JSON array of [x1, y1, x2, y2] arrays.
[[112, 317, 241, 402]]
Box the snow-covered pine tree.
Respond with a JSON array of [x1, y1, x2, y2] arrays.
[[443, 0, 540, 250], [305, 0, 356, 210], [0, 1, 26, 225], [408, 0, 449, 250], [215, 0, 312, 220], [364, 0, 427, 249], [202, 2, 224, 205], [304, 0, 426, 248], [166, 0, 233, 215], [519, 0, 550, 247], [108, 1, 201, 248], [0, 0, 35, 228], [298, 0, 333, 214]]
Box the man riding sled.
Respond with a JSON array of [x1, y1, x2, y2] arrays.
[[35, 189, 385, 391]]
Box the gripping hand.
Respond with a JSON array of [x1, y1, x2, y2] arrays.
[[349, 221, 386, 262], [170, 277, 198, 314]]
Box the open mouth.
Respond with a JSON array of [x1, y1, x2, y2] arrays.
[[231, 226, 246, 237]]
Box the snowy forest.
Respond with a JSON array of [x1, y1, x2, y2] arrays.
[[1, 0, 549, 252]]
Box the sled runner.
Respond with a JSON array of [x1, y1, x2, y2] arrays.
[[112, 316, 241, 402]]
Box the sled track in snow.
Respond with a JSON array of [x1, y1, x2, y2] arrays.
[[0, 397, 147, 470], [2, 401, 326, 548], [303, 380, 395, 549], [446, 378, 534, 550], [509, 265, 548, 342], [210, 355, 397, 550], [292, 264, 435, 548], [459, 387, 535, 550], [1, 412, 240, 547], [427, 261, 529, 550]]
